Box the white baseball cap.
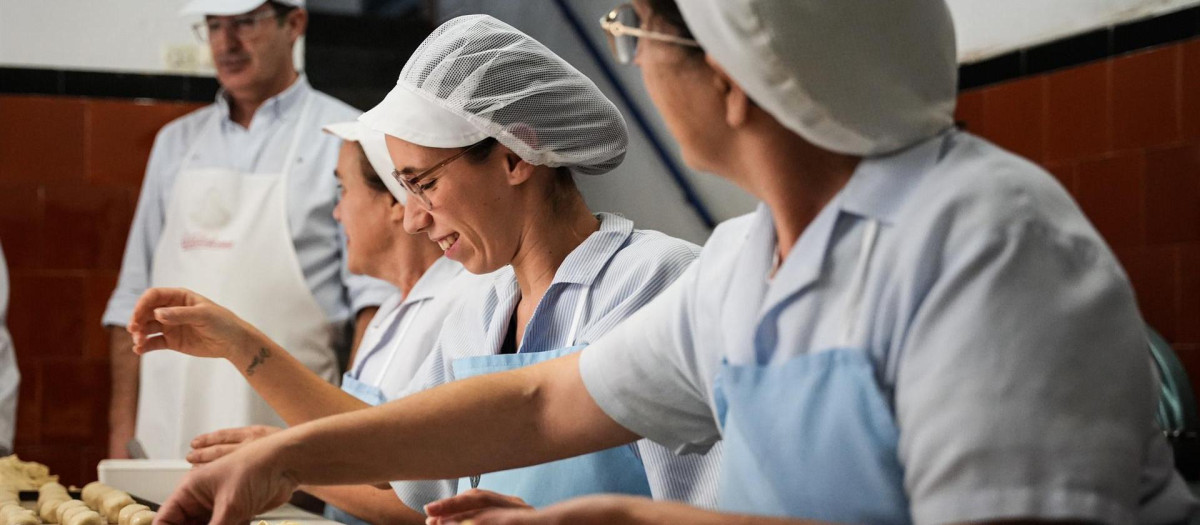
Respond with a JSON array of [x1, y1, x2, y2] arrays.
[[180, 0, 303, 17], [323, 122, 407, 204]]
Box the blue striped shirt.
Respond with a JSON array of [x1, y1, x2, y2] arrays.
[[391, 212, 722, 510]]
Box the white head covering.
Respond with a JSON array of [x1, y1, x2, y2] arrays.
[[180, 0, 303, 17], [323, 122, 406, 204], [360, 14, 628, 175], [677, 0, 957, 156]]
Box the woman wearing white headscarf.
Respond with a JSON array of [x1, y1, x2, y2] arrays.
[[139, 1, 1198, 524], [130, 12, 718, 523]]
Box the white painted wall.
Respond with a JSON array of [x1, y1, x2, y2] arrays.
[[950, 0, 1200, 62], [0, 0, 308, 76]]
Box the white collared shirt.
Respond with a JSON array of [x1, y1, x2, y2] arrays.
[[580, 130, 1198, 524], [348, 257, 487, 402], [102, 76, 395, 328]]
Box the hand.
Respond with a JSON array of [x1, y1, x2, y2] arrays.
[[424, 494, 638, 525], [187, 425, 281, 465], [108, 429, 133, 459], [424, 489, 534, 525], [156, 437, 297, 525], [127, 287, 261, 361]]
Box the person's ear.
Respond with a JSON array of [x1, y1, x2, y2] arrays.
[[706, 55, 749, 128], [285, 9, 307, 44], [504, 150, 537, 186], [388, 197, 405, 225]]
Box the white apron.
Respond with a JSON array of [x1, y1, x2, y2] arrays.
[[136, 94, 339, 459]]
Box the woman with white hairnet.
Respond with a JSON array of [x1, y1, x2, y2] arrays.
[[129, 11, 720, 523], [134, 0, 1199, 524], [125, 122, 487, 524]]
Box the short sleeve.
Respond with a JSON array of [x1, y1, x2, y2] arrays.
[[896, 217, 1155, 524], [579, 264, 721, 454], [102, 125, 176, 327]]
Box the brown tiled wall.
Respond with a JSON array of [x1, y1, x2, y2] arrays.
[[0, 94, 201, 485], [3, 36, 1200, 486], [957, 38, 1200, 381]]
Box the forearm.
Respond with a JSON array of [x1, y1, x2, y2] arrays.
[[108, 327, 140, 456], [624, 499, 817, 525], [300, 484, 424, 525], [266, 352, 638, 486], [226, 332, 368, 426]]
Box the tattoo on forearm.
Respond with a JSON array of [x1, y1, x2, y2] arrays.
[[247, 347, 270, 376]]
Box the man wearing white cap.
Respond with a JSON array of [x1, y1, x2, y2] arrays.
[[102, 0, 392, 460], [140, 0, 1199, 524]]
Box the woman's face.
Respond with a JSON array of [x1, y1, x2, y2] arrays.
[[632, 0, 728, 174], [386, 135, 523, 275], [331, 141, 397, 277]]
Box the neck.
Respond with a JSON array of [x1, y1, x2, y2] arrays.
[[729, 120, 860, 259], [509, 192, 600, 307], [379, 236, 444, 297], [228, 70, 300, 128]]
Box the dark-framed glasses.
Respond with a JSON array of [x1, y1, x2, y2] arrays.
[[599, 3, 700, 64]]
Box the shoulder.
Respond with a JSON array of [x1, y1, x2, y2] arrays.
[[307, 89, 362, 125], [612, 224, 701, 274], [695, 210, 761, 274], [152, 104, 219, 151], [896, 132, 1107, 267]]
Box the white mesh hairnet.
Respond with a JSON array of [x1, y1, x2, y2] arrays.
[[677, 0, 958, 156], [360, 14, 628, 175], [323, 122, 406, 204]]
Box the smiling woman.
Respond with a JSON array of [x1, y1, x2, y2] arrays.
[[355, 14, 721, 511]]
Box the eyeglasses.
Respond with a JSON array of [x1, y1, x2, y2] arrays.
[[599, 3, 700, 64], [392, 141, 489, 210], [192, 9, 280, 43]]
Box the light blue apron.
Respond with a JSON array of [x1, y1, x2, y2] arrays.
[[713, 220, 912, 523], [325, 301, 424, 524], [450, 287, 653, 508]]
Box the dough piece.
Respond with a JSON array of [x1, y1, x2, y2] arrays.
[[5, 512, 39, 525], [56, 500, 88, 524], [81, 482, 115, 509], [126, 510, 154, 525], [40, 481, 68, 495], [61, 505, 93, 524], [40, 497, 72, 523], [117, 504, 149, 525], [0, 455, 57, 490], [0, 504, 30, 521], [99, 491, 134, 523], [65, 510, 105, 525]]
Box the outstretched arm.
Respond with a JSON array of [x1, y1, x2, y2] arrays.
[[128, 287, 369, 426]]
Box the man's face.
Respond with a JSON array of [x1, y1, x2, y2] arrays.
[[205, 3, 299, 97]]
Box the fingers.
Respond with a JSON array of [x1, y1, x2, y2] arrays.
[[185, 444, 240, 465], [154, 305, 211, 327], [129, 288, 194, 331], [425, 489, 533, 518], [134, 334, 171, 355], [190, 425, 279, 450], [191, 426, 257, 449], [154, 480, 213, 525], [452, 507, 543, 525]]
